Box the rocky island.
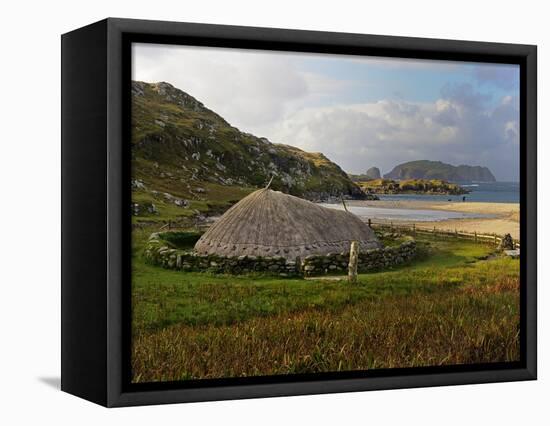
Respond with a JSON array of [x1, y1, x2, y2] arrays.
[[384, 160, 496, 183]]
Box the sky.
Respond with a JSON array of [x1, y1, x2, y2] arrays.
[[132, 43, 520, 182]]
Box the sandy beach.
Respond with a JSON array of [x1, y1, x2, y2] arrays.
[[347, 200, 520, 240]]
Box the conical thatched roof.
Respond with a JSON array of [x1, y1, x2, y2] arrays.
[[195, 189, 381, 260]]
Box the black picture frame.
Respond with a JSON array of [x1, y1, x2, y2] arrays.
[[61, 17, 537, 407]]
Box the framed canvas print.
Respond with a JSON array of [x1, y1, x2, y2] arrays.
[[61, 18, 537, 407]]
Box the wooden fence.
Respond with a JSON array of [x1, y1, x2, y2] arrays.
[[367, 219, 520, 249]]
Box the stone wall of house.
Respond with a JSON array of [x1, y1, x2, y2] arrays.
[[144, 232, 416, 277], [300, 240, 416, 277], [144, 233, 301, 276]]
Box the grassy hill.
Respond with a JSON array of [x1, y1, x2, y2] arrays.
[[384, 160, 496, 182], [131, 81, 364, 225]]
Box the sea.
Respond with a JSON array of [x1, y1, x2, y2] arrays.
[[320, 182, 518, 222], [377, 182, 519, 204], [322, 203, 494, 222]]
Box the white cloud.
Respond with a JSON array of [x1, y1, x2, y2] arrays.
[[340, 55, 463, 70], [133, 44, 346, 132], [264, 87, 519, 181], [133, 44, 520, 181]]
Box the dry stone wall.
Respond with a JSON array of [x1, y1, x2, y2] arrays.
[[144, 232, 416, 277], [300, 240, 416, 277]]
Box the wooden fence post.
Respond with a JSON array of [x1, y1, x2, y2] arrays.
[[368, 218, 372, 228], [455, 228, 458, 239], [474, 231, 477, 243], [412, 223, 416, 237], [494, 233, 498, 246], [348, 241, 359, 284]]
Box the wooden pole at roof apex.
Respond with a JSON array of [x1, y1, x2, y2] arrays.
[[340, 195, 349, 212], [265, 175, 274, 189]]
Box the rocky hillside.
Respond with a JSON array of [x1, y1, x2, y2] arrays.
[[131, 82, 364, 221], [383, 160, 496, 183]]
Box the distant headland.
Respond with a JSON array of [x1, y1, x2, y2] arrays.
[[348, 160, 497, 196], [383, 160, 496, 183]]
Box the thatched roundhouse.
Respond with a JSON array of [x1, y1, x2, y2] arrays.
[[194, 188, 381, 260]]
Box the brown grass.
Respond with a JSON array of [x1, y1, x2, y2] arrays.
[[132, 281, 519, 382]]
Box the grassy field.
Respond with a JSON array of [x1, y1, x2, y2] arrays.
[[131, 229, 520, 383]]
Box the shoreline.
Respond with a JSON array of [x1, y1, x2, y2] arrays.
[[347, 199, 520, 240]]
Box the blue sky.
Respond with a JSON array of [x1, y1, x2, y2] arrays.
[[133, 44, 520, 181], [298, 56, 516, 107]]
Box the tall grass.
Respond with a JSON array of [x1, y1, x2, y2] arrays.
[[131, 232, 520, 383], [132, 286, 519, 382]]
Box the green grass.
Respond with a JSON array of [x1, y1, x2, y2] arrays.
[[131, 168, 255, 227], [131, 230, 519, 382], [155, 231, 202, 249], [132, 235, 510, 331]]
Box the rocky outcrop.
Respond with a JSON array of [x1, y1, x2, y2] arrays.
[[365, 167, 381, 179], [499, 233, 515, 250]]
